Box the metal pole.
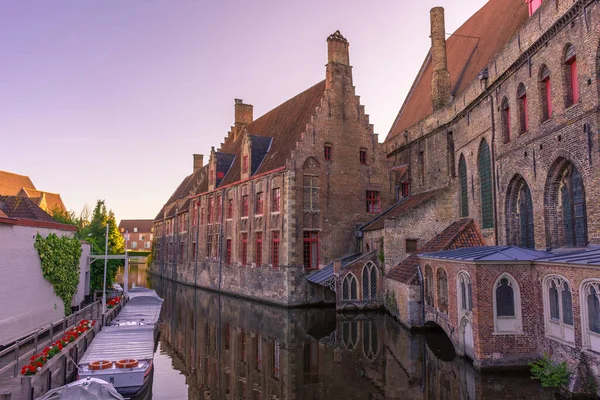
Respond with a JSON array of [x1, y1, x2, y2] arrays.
[[102, 223, 109, 316], [124, 229, 129, 295]]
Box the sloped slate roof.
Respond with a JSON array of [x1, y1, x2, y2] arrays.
[[387, 218, 485, 283], [0, 170, 35, 196], [219, 81, 325, 186], [0, 195, 57, 223], [536, 248, 600, 266], [361, 187, 447, 232], [386, 0, 528, 140], [421, 245, 549, 261], [250, 135, 273, 175]]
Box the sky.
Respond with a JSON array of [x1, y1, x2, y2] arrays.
[[0, 0, 488, 222]]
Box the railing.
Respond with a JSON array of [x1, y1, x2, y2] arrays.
[[0, 298, 126, 400]]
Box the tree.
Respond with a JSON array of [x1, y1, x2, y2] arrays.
[[86, 200, 125, 291]]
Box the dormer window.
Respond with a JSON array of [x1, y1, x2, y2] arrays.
[[324, 144, 332, 161]]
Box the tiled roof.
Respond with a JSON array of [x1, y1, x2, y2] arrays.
[[386, 0, 528, 140], [20, 188, 66, 213], [0, 195, 57, 223], [158, 165, 208, 221], [0, 170, 35, 196], [118, 219, 154, 233], [219, 81, 325, 186], [387, 218, 485, 283], [361, 188, 447, 232], [421, 245, 549, 261]]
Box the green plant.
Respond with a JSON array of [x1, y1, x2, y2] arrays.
[[34, 233, 82, 315], [529, 353, 571, 388]]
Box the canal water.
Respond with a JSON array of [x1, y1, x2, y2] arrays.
[[123, 267, 556, 399]]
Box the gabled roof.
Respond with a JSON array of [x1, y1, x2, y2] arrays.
[[421, 245, 549, 262], [0, 195, 58, 223], [118, 219, 154, 233], [361, 187, 447, 232], [19, 188, 66, 213], [0, 170, 35, 196], [386, 0, 528, 140], [219, 81, 325, 186], [387, 218, 485, 283]]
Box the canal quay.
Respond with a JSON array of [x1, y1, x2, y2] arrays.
[[148, 274, 556, 400]]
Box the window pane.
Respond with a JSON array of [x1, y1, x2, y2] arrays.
[[588, 287, 600, 334], [459, 157, 469, 217], [362, 268, 370, 300], [562, 283, 573, 326], [350, 277, 357, 300], [461, 280, 467, 310], [549, 282, 560, 320], [342, 278, 349, 300], [478, 140, 494, 229], [370, 266, 377, 299], [496, 278, 515, 317]]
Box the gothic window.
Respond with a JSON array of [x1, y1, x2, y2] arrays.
[[540, 65, 552, 121], [424, 265, 434, 306], [342, 274, 358, 301], [478, 139, 494, 229], [303, 158, 320, 211], [362, 262, 378, 300], [543, 275, 574, 343], [560, 164, 587, 247], [506, 175, 535, 248], [362, 321, 379, 360], [458, 272, 472, 312], [580, 280, 600, 353], [447, 132, 455, 177], [517, 83, 528, 133], [493, 274, 522, 333], [459, 154, 469, 217], [437, 269, 448, 314], [564, 44, 579, 106], [501, 97, 511, 143]]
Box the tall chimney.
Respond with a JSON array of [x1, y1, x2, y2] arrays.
[[430, 7, 451, 110], [193, 154, 203, 172], [234, 99, 253, 137], [327, 30, 349, 66]]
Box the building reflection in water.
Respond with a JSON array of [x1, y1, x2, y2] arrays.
[[116, 263, 150, 290], [151, 277, 553, 400]]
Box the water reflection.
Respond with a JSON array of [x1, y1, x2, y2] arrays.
[[116, 263, 150, 290], [151, 277, 553, 399]]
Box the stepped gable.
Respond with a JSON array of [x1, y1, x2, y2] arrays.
[[219, 80, 326, 186], [361, 188, 446, 232], [386, 0, 528, 140], [0, 195, 58, 223], [387, 218, 484, 283]]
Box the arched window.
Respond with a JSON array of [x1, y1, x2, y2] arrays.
[[517, 83, 528, 133], [437, 269, 448, 314], [342, 274, 358, 301], [424, 265, 434, 306], [580, 280, 600, 353], [540, 65, 552, 120], [543, 275, 574, 343], [458, 272, 472, 312], [501, 97, 510, 143], [459, 155, 469, 217], [362, 321, 379, 360], [362, 262, 378, 300], [303, 157, 320, 211], [341, 321, 359, 350], [506, 175, 535, 248], [493, 274, 522, 333], [478, 139, 494, 229], [564, 44, 579, 106]]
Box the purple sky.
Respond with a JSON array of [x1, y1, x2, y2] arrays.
[[1, 0, 488, 221]]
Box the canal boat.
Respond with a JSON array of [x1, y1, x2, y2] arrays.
[[77, 288, 163, 396], [37, 376, 124, 399]]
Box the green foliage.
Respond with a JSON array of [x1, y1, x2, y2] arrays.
[[529, 353, 571, 388], [86, 200, 125, 291], [34, 233, 82, 316]]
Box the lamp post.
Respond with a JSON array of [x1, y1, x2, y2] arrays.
[[101, 223, 109, 317]]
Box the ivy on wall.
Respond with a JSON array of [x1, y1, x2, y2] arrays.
[[34, 233, 82, 316]]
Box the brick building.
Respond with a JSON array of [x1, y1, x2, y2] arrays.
[[377, 0, 600, 395], [152, 31, 393, 306], [118, 219, 153, 251], [0, 170, 67, 214]]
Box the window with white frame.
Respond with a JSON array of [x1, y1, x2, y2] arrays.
[[457, 271, 473, 313], [362, 262, 378, 300], [493, 274, 522, 333], [342, 274, 358, 301], [580, 280, 600, 353], [543, 275, 574, 343]]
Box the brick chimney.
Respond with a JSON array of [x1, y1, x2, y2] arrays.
[[430, 7, 451, 110], [234, 99, 253, 138], [193, 154, 203, 172], [326, 30, 351, 91]]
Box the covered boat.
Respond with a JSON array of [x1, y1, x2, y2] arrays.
[[36, 377, 123, 400]]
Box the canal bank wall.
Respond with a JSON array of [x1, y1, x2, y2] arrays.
[[150, 260, 335, 308]]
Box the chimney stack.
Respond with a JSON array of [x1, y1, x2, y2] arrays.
[[234, 99, 253, 137], [193, 154, 204, 172], [430, 7, 451, 110], [327, 30, 349, 66]]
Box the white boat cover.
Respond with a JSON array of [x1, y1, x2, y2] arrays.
[[36, 377, 123, 400], [79, 326, 155, 365], [111, 295, 163, 326], [127, 287, 159, 298]]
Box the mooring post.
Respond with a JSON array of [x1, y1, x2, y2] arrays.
[[20, 376, 32, 400]]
